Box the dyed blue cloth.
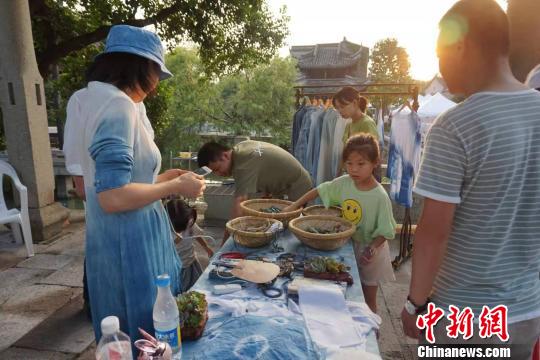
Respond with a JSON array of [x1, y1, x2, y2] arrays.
[[182, 230, 381, 359], [294, 107, 315, 168], [291, 106, 308, 154], [376, 109, 385, 153], [386, 111, 422, 208], [316, 109, 338, 186], [306, 108, 325, 184], [78, 82, 182, 346], [183, 315, 318, 359]]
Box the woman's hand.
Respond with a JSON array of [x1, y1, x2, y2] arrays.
[[157, 168, 189, 183], [170, 172, 206, 198]]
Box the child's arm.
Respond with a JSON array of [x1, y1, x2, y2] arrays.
[[360, 236, 388, 264], [191, 223, 214, 257], [283, 188, 319, 212], [196, 237, 214, 257]]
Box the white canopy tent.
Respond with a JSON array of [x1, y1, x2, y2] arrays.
[[417, 92, 457, 124]]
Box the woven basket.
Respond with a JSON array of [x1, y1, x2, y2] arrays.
[[302, 205, 342, 217], [240, 199, 302, 226], [289, 215, 355, 251], [225, 216, 282, 248]]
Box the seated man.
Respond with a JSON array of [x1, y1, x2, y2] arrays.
[[197, 140, 312, 243]]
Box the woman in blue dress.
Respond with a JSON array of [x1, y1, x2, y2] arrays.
[[67, 25, 206, 344]]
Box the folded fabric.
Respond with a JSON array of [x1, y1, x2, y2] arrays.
[[347, 301, 382, 338], [299, 284, 363, 349], [203, 290, 296, 319]]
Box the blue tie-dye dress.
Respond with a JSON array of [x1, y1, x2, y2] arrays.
[[70, 81, 182, 345]]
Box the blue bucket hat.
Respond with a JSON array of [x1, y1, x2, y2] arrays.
[[98, 25, 173, 80]]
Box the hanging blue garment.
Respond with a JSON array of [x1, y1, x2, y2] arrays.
[[330, 116, 351, 179], [316, 108, 338, 185], [376, 108, 385, 153], [294, 107, 315, 169], [291, 106, 307, 154], [305, 107, 325, 183], [386, 110, 422, 208]]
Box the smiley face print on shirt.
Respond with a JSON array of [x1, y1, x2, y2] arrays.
[[342, 199, 362, 225]]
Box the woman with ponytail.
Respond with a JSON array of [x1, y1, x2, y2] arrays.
[[333, 86, 379, 145], [333, 87, 380, 178]]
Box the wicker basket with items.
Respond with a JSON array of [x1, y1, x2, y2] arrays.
[[225, 216, 283, 248], [240, 199, 302, 226], [289, 215, 355, 251]]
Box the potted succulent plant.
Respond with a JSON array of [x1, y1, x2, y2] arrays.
[[304, 256, 353, 285], [176, 291, 208, 340]]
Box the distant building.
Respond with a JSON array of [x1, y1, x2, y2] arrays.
[[423, 75, 452, 99], [290, 37, 369, 95]]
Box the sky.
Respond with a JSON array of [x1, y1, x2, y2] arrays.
[[267, 0, 507, 80]]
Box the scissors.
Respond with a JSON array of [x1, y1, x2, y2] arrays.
[[258, 280, 283, 298]]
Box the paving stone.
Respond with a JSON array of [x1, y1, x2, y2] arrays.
[[15, 295, 94, 354], [0, 347, 74, 359], [0, 268, 53, 305], [42, 225, 86, 257], [0, 285, 81, 351], [76, 342, 96, 360], [0, 231, 48, 271], [38, 256, 84, 288], [378, 287, 403, 354], [0, 251, 26, 271], [38, 268, 83, 288], [17, 254, 77, 271]]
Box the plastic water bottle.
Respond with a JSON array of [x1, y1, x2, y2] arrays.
[[95, 316, 133, 360], [153, 274, 182, 358]]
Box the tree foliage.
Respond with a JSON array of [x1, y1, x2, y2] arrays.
[[155, 47, 219, 155], [213, 57, 297, 144], [158, 52, 298, 158], [30, 0, 289, 78], [368, 38, 413, 108], [29, 1, 290, 154]]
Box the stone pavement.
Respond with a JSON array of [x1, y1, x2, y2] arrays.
[[0, 216, 418, 359]]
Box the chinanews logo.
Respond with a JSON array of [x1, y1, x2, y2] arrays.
[[416, 303, 509, 344]]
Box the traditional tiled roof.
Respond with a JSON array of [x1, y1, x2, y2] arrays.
[[294, 76, 369, 95], [290, 38, 369, 70]]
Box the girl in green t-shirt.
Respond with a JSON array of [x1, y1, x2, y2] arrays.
[[333, 86, 380, 178], [285, 133, 396, 314]]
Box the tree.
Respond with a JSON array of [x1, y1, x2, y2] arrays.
[[368, 38, 413, 109], [159, 53, 298, 158], [214, 57, 297, 145], [30, 0, 289, 79], [155, 47, 219, 156]]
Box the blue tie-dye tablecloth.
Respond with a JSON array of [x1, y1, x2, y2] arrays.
[[181, 230, 381, 359]]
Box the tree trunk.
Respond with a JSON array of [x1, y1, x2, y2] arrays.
[[507, 0, 540, 81]]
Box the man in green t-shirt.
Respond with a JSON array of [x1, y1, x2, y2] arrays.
[[197, 140, 312, 243]]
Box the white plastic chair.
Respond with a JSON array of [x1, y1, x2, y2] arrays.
[[0, 160, 34, 257]]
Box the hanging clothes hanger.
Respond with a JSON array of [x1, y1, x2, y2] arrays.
[[398, 98, 413, 113]]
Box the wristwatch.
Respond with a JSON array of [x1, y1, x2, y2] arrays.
[[404, 296, 429, 315]]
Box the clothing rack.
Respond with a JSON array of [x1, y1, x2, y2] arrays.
[[294, 83, 419, 112], [293, 82, 419, 270]]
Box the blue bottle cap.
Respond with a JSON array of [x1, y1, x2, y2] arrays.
[[156, 274, 170, 287]]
